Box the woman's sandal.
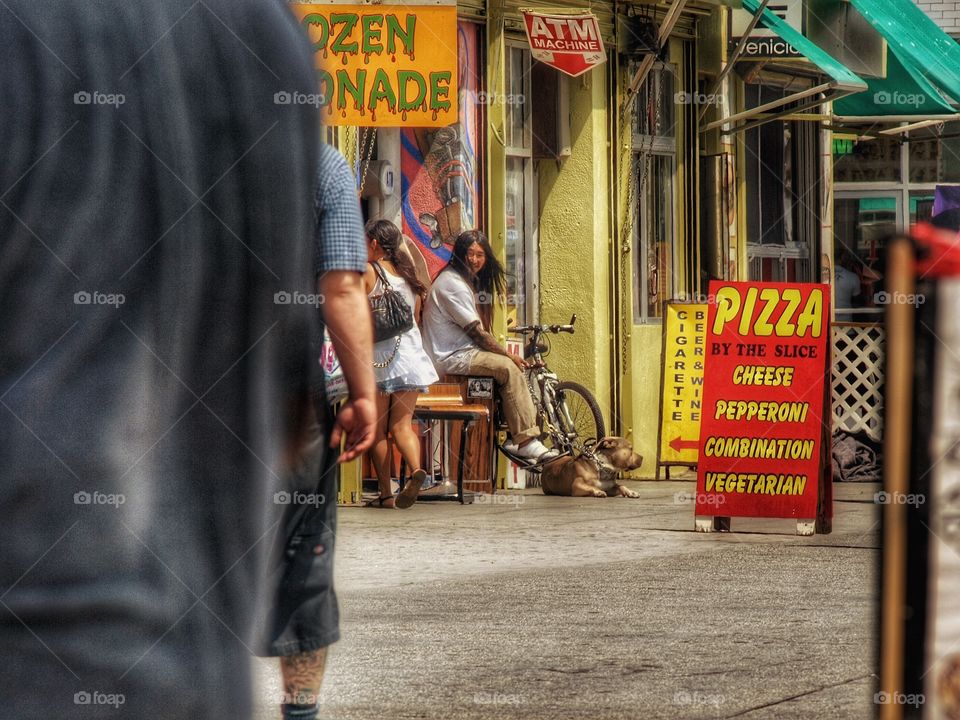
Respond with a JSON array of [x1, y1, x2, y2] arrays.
[[395, 469, 427, 509], [364, 495, 396, 508]]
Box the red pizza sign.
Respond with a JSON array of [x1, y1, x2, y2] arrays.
[[696, 281, 831, 521], [521, 9, 606, 77]]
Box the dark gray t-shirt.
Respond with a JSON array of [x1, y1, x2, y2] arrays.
[[0, 1, 319, 717]]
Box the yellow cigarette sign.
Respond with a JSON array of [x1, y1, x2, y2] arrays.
[[658, 303, 707, 465], [291, 3, 458, 127]]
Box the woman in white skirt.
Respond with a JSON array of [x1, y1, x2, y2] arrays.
[[362, 220, 439, 508]]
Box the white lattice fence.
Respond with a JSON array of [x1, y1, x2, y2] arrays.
[[832, 323, 885, 441]]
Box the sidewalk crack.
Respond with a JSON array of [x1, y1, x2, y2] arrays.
[[721, 672, 874, 718]]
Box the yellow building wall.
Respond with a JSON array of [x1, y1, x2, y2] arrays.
[[625, 327, 664, 478], [537, 68, 612, 426]]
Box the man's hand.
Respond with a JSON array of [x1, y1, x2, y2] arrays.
[[319, 270, 377, 463], [509, 353, 528, 371], [330, 396, 376, 462]]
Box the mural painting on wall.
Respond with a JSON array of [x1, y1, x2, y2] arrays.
[[401, 21, 481, 279]]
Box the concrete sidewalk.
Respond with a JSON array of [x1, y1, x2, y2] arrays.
[[253, 480, 880, 720]]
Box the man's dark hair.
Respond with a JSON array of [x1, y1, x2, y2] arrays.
[[446, 229, 506, 299]]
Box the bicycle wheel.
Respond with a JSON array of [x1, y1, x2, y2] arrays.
[[554, 381, 605, 450]]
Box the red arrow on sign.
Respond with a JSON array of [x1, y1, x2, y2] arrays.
[[669, 436, 698, 452]]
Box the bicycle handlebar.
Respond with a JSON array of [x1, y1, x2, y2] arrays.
[[509, 314, 577, 336]]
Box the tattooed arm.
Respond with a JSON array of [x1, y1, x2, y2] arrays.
[[465, 321, 527, 370]]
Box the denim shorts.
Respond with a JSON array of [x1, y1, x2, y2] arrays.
[[257, 421, 340, 656], [378, 378, 429, 394]]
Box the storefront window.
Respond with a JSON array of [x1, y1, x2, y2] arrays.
[[834, 128, 902, 183], [636, 154, 675, 321], [505, 157, 528, 316], [833, 122, 960, 320], [504, 43, 535, 325], [834, 196, 894, 266], [910, 134, 940, 184], [939, 121, 960, 181], [910, 190, 935, 225], [631, 64, 676, 323], [743, 92, 786, 247], [505, 46, 531, 152], [833, 194, 894, 319], [632, 64, 675, 137], [742, 86, 819, 282], [908, 122, 960, 183]]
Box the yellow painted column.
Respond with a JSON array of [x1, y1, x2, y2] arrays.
[[537, 66, 613, 427], [485, 11, 510, 488], [486, 10, 508, 344]]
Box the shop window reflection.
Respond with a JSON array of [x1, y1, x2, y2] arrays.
[[631, 63, 676, 324], [504, 43, 534, 326]]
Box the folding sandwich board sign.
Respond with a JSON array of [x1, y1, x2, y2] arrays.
[[694, 281, 833, 535]]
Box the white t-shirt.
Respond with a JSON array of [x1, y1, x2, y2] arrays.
[[422, 269, 480, 375]]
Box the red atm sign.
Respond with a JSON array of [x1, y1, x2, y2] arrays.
[[521, 9, 606, 77]]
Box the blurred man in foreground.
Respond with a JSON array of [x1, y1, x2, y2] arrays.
[[258, 143, 375, 720], [0, 1, 374, 717]]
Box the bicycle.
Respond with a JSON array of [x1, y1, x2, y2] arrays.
[[497, 314, 606, 468]]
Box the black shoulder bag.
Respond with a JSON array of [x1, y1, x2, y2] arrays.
[[369, 262, 414, 367]]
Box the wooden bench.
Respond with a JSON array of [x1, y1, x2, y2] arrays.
[[398, 381, 493, 504]]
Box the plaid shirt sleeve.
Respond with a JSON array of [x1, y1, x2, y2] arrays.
[[314, 143, 367, 276]]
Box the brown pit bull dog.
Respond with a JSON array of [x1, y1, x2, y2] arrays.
[[540, 437, 643, 497]]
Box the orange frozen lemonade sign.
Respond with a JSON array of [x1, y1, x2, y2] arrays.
[[291, 2, 458, 127]]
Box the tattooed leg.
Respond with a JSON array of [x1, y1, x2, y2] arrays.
[[279, 648, 328, 718]]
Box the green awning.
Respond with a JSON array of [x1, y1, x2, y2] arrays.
[[849, 0, 960, 104], [703, 0, 866, 133], [741, 0, 867, 93], [834, 46, 956, 116]]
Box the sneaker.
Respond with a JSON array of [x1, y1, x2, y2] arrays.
[[514, 439, 560, 462]]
